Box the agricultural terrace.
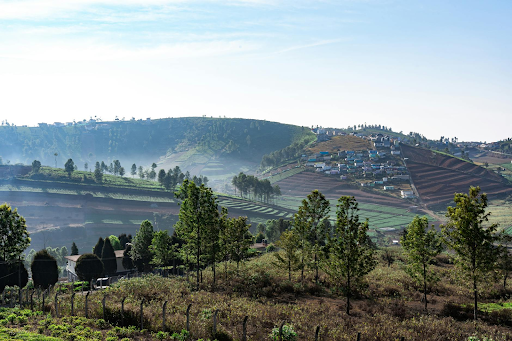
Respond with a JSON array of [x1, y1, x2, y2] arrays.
[[275, 172, 411, 207], [278, 195, 420, 234], [401, 144, 512, 206]]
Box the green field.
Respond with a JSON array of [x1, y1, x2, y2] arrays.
[[277, 195, 420, 231]]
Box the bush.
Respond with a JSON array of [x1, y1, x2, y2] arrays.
[[75, 254, 104, 287], [31, 249, 58, 289], [269, 324, 297, 341]]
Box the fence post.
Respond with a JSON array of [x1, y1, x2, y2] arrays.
[[102, 295, 108, 320], [71, 292, 76, 316], [1, 290, 5, 306], [19, 288, 22, 307], [162, 301, 168, 332], [400, 338, 404, 341], [54, 293, 59, 318], [30, 291, 35, 311], [279, 321, 285, 341], [121, 297, 127, 327], [42, 289, 46, 312], [85, 291, 90, 318], [140, 298, 145, 330], [315, 326, 320, 341], [186, 303, 192, 332], [213, 309, 219, 336], [242, 316, 248, 341], [356, 332, 361, 341]]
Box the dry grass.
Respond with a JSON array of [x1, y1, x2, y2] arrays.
[[307, 135, 371, 154], [16, 252, 512, 340]]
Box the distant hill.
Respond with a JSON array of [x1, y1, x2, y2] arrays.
[[401, 143, 512, 206], [0, 118, 314, 175]]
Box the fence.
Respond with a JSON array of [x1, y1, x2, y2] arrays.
[[2, 279, 410, 341]]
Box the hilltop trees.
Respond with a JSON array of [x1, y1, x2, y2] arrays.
[[441, 186, 501, 321], [401, 216, 443, 311]]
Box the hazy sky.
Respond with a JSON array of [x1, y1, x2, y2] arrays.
[[0, 0, 511, 142]]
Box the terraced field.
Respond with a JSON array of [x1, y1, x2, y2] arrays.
[[278, 195, 418, 231], [275, 172, 410, 207], [401, 144, 512, 206]]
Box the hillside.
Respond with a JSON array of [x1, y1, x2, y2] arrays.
[[0, 118, 314, 177], [401, 143, 512, 206], [306, 135, 371, 154], [0, 169, 295, 252]]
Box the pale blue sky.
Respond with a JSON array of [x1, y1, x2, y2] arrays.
[[0, 0, 511, 142]]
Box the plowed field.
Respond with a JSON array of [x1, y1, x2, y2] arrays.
[[401, 144, 512, 206], [275, 171, 409, 207]]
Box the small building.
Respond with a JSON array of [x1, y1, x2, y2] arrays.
[[65, 250, 129, 282], [383, 186, 395, 191], [401, 190, 415, 198], [391, 150, 401, 155]]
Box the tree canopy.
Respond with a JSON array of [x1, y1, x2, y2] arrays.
[[0, 203, 31, 263]]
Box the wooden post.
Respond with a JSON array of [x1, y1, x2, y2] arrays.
[[315, 326, 320, 341], [30, 291, 35, 311], [213, 309, 219, 336], [186, 303, 192, 332], [356, 332, 361, 341], [121, 297, 127, 326], [242, 316, 248, 341], [162, 301, 168, 332], [140, 298, 145, 330], [279, 322, 285, 341], [42, 290, 46, 312], [54, 293, 59, 318], [71, 293, 76, 316], [85, 292, 90, 318], [102, 295, 107, 320]]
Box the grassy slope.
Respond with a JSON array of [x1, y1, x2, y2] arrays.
[[2, 252, 512, 341]]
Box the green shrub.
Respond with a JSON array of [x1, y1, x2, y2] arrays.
[[170, 329, 190, 341], [269, 324, 297, 341]]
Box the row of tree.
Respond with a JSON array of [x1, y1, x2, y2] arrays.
[[270, 186, 507, 319], [231, 172, 281, 203]]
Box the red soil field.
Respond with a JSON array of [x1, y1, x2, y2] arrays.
[[401, 144, 512, 206]]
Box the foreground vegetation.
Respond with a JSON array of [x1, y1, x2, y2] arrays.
[[2, 253, 512, 340]]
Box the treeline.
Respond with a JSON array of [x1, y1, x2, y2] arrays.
[[260, 134, 315, 168], [231, 172, 281, 203]]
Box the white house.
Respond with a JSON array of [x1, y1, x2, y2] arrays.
[[65, 250, 128, 282], [401, 190, 415, 199]]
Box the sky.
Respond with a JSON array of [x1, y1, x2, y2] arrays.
[[0, 0, 511, 142]]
